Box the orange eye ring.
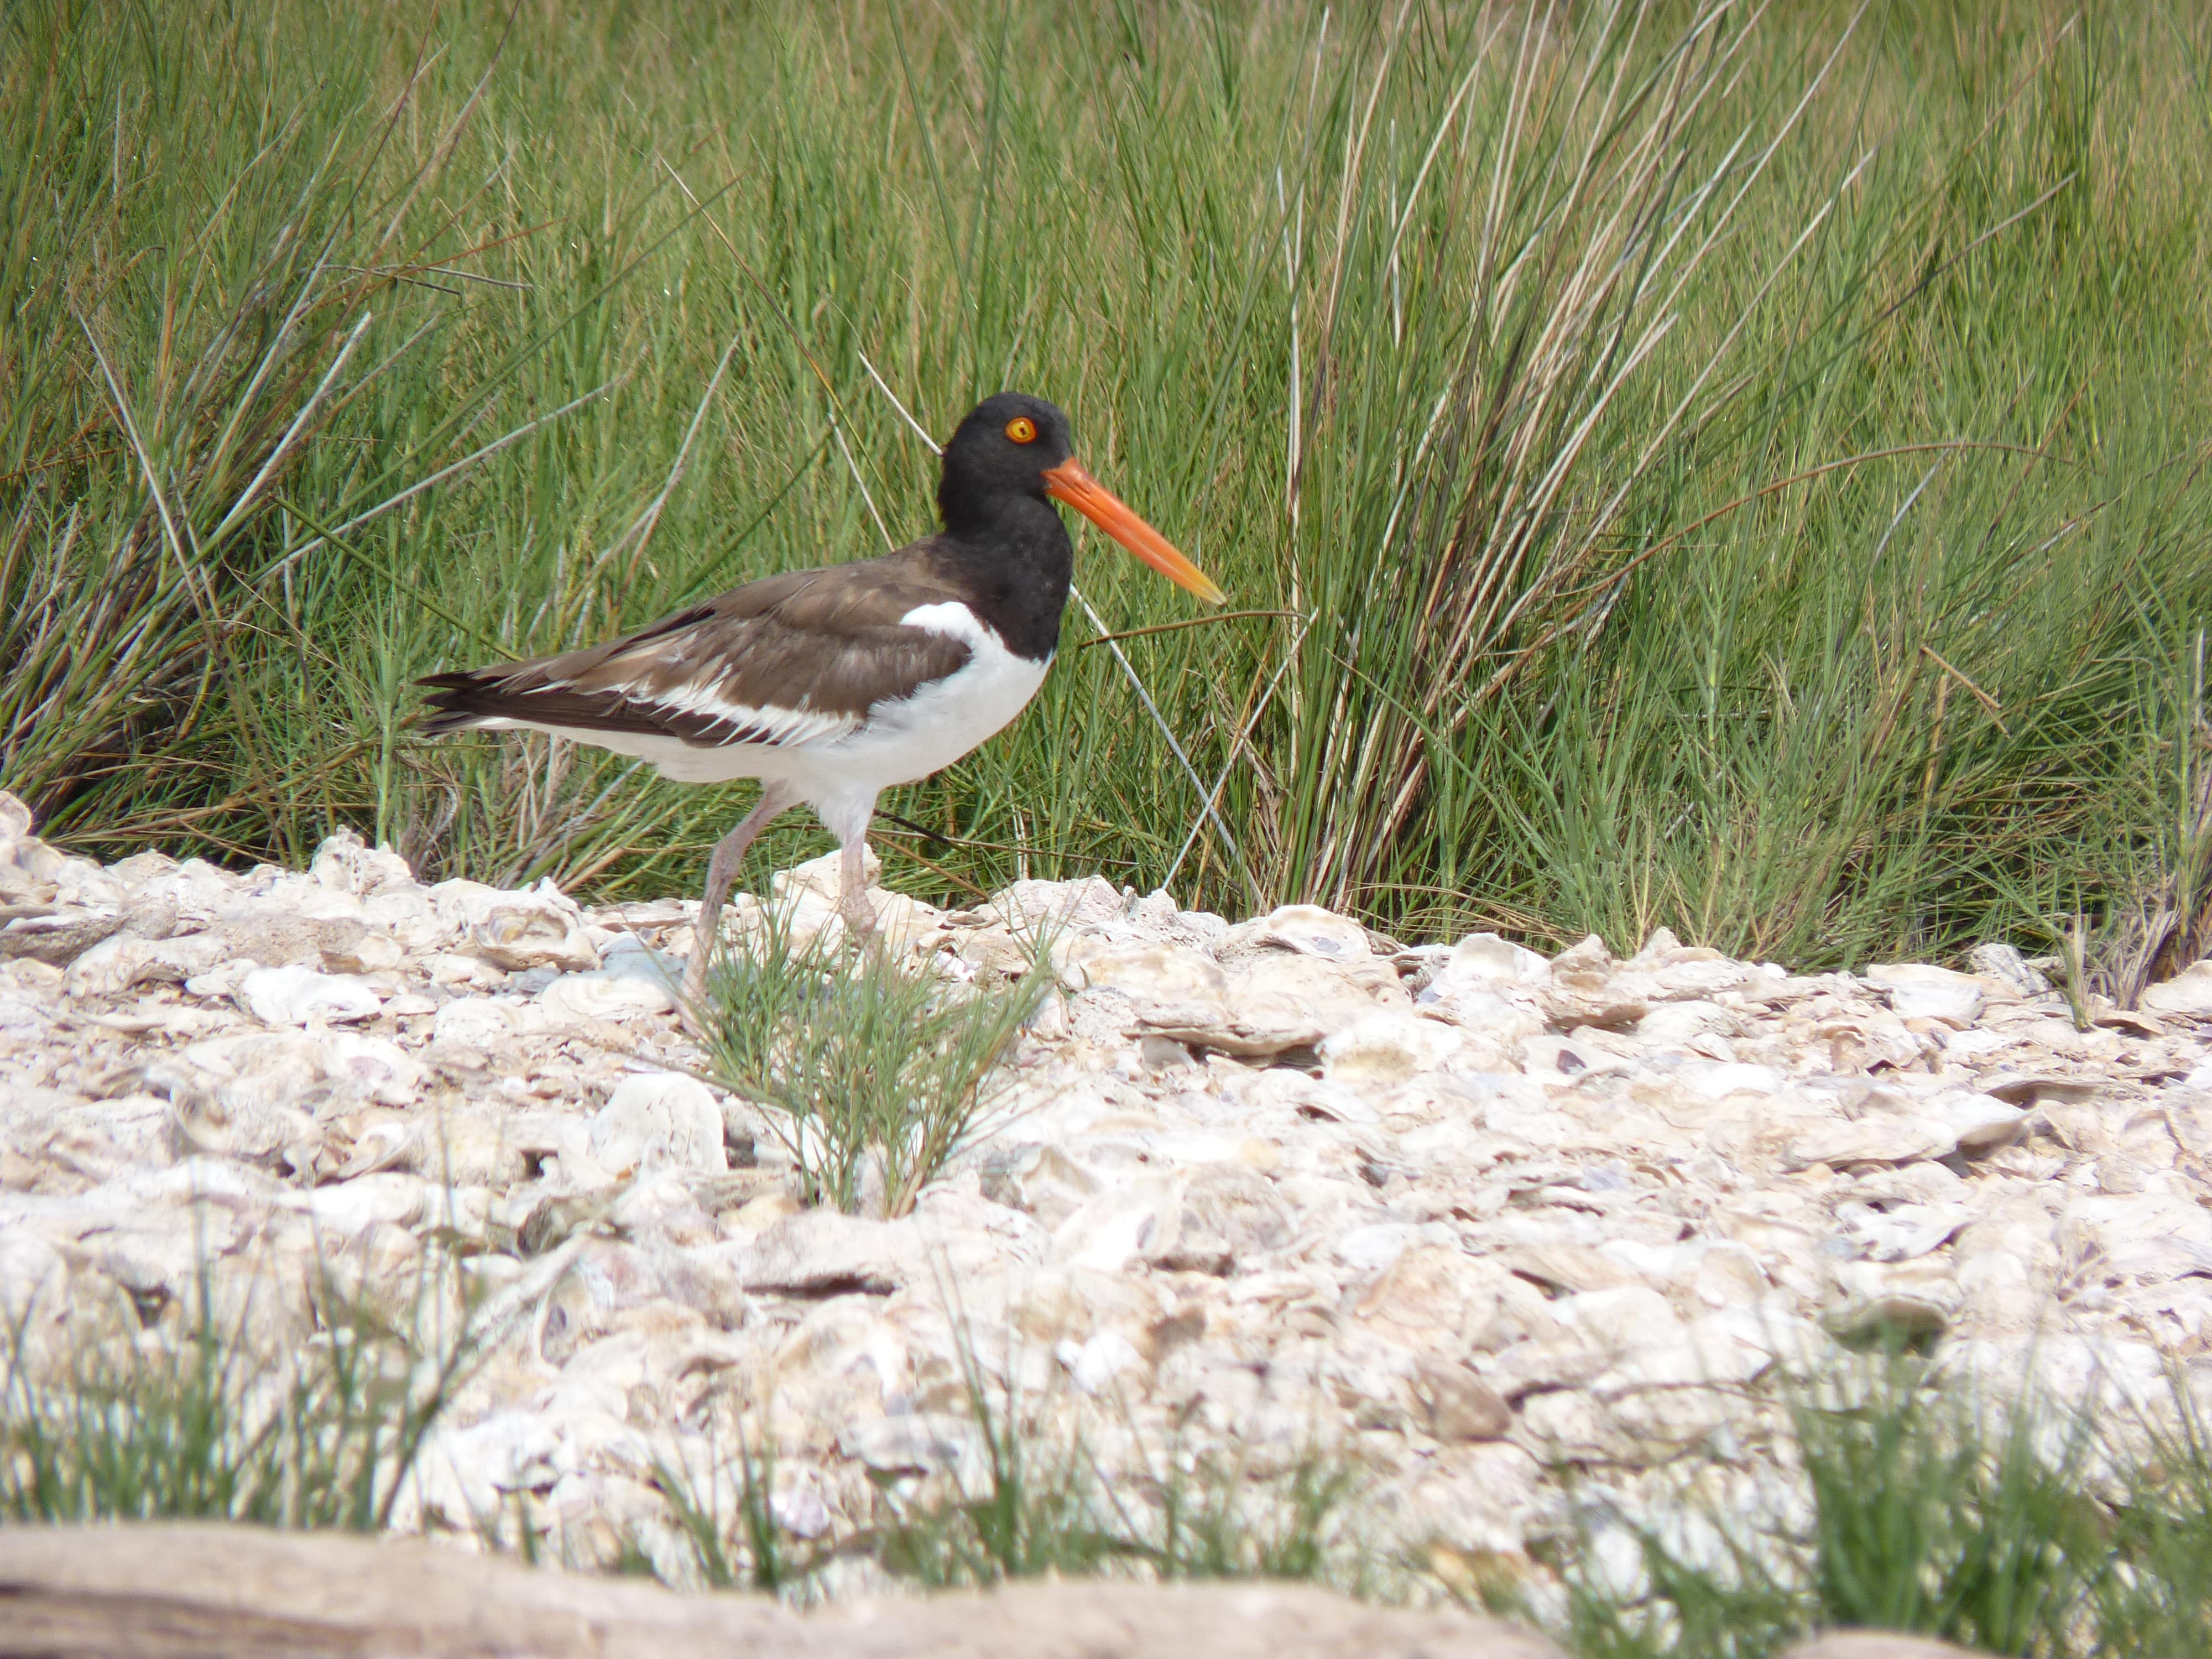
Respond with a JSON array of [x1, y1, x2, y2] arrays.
[[1004, 416, 1038, 444]]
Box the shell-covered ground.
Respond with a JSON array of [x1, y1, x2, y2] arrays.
[[4, 788, 2212, 1598]]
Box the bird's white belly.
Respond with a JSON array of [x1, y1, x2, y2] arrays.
[[753, 622, 1047, 843], [820, 643, 1048, 787]]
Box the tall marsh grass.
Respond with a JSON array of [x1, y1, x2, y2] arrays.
[[5, 0, 2209, 978]]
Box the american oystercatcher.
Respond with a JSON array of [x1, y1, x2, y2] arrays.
[[418, 392, 1223, 1003]]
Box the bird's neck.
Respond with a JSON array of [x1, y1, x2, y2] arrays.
[[938, 494, 1072, 662]]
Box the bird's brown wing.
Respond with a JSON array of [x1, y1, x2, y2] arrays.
[[418, 544, 975, 747]]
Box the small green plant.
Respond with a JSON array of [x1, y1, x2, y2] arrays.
[[872, 1318, 1135, 1588], [870, 1418, 1136, 1587], [868, 1406, 1374, 1594], [1793, 1363, 2104, 1650], [1134, 1443, 1370, 1590], [701, 906, 1053, 1216], [658, 1298, 1378, 1600], [0, 1255, 468, 1531], [1545, 1354, 2212, 1659], [657, 1418, 802, 1594]]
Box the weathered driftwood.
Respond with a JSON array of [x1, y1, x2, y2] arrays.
[[0, 1522, 1567, 1659], [1776, 1635, 1992, 1659], [0, 1523, 1996, 1659]]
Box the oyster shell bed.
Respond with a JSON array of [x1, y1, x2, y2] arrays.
[[5, 784, 2212, 1595]]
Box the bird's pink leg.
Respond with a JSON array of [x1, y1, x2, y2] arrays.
[[682, 783, 795, 1015], [838, 837, 883, 959]]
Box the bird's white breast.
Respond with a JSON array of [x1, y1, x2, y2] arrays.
[[829, 602, 1049, 786]]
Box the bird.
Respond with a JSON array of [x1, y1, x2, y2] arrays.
[[417, 391, 1223, 1007]]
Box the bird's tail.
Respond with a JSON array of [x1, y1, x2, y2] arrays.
[[415, 669, 507, 737]]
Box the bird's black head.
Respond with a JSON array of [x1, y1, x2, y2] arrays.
[[933, 390, 1226, 605], [936, 392, 1074, 532]]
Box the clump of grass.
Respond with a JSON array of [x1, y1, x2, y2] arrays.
[[659, 1420, 799, 1595], [657, 1319, 1377, 1601], [1542, 1354, 2212, 1659], [700, 907, 1053, 1217], [871, 1425, 1370, 1594], [0, 1257, 468, 1531], [867, 1339, 1130, 1588]]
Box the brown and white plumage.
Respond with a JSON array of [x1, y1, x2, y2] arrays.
[[425, 552, 993, 762], [419, 393, 1222, 1008]]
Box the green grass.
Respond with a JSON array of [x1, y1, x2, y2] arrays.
[[4, 0, 2210, 977], [1, 1256, 467, 1531], [699, 906, 1053, 1215], [15, 1247, 2212, 1654], [1547, 1354, 2212, 1658], [657, 1319, 1379, 1601], [648, 1342, 2212, 1655]]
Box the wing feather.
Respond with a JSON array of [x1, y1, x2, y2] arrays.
[[418, 545, 978, 747]]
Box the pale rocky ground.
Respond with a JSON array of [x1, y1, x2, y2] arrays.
[[4, 784, 2212, 1611]]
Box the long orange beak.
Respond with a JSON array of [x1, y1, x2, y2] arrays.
[[1044, 458, 1225, 604]]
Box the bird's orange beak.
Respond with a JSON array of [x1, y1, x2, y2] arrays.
[[1044, 459, 1225, 604]]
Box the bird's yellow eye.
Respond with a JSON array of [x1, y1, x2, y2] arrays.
[[1004, 416, 1038, 444]]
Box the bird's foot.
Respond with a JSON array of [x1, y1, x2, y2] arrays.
[[677, 959, 712, 1040], [839, 893, 886, 966]]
